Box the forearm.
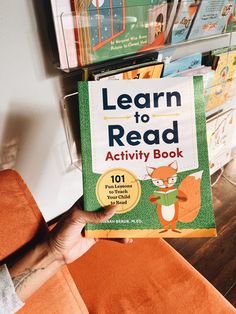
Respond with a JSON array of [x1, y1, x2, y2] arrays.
[[8, 242, 64, 302]]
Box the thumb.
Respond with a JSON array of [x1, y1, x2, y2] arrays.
[[69, 205, 118, 232]]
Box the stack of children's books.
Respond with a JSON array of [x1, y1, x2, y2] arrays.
[[51, 1, 236, 239], [50, 0, 236, 69], [158, 49, 236, 174]]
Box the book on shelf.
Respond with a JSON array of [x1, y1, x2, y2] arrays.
[[94, 62, 164, 80], [169, 0, 201, 44], [71, 0, 168, 66], [78, 76, 216, 238], [207, 108, 236, 174], [206, 46, 236, 112], [165, 0, 179, 40], [188, 0, 235, 40], [226, 2, 236, 32], [163, 52, 202, 77]]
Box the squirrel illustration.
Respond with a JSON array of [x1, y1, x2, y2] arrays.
[[147, 161, 202, 233]]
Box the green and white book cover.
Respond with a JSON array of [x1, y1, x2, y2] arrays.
[[74, 0, 167, 66], [78, 76, 217, 238]]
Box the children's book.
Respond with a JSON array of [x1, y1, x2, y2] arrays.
[[167, 65, 216, 110], [78, 76, 216, 238], [207, 109, 235, 174], [72, 0, 167, 66], [165, 0, 179, 41], [188, 0, 235, 40], [226, 3, 236, 32], [50, 0, 78, 69], [170, 0, 200, 44], [163, 53, 202, 77], [148, 2, 168, 44], [206, 47, 236, 112], [154, 189, 178, 206], [95, 62, 164, 80]]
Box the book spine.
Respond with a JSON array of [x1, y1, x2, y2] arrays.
[[72, 0, 92, 66], [186, 0, 202, 40], [165, 0, 180, 43], [78, 82, 93, 225]]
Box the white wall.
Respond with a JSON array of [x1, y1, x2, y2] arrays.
[[0, 0, 82, 221]]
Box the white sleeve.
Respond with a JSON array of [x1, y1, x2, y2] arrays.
[[0, 265, 24, 314]]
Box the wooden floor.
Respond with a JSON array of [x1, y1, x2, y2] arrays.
[[167, 157, 236, 308]]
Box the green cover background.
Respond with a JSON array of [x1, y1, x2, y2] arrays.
[[83, 0, 166, 64], [78, 76, 216, 231]]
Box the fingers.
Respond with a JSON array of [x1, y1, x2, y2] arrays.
[[69, 204, 119, 232], [94, 238, 133, 246], [106, 238, 134, 244]]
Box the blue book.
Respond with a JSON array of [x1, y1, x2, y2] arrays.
[[163, 53, 202, 77], [171, 0, 200, 44], [188, 0, 235, 40]]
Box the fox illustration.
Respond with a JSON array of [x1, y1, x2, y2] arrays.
[[147, 161, 202, 233]]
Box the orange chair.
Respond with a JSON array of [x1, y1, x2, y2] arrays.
[[0, 170, 235, 314], [0, 170, 88, 314]]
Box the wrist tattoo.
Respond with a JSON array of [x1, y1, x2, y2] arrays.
[[12, 267, 45, 291]]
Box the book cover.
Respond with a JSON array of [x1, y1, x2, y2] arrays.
[[154, 189, 178, 206], [170, 0, 200, 44], [163, 53, 202, 77], [148, 3, 168, 44], [226, 3, 236, 32], [206, 47, 236, 112], [164, 64, 216, 110], [72, 0, 167, 66], [207, 109, 235, 174], [96, 62, 164, 80], [188, 0, 235, 40], [164, 0, 179, 41], [78, 76, 216, 238]]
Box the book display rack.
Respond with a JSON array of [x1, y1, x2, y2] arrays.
[[50, 0, 236, 71], [49, 0, 236, 178]]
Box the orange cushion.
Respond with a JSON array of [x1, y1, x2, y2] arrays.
[[17, 267, 88, 314], [0, 169, 88, 314], [0, 170, 48, 260], [68, 239, 236, 314]]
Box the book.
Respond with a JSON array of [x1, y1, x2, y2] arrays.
[[226, 3, 236, 32], [188, 0, 235, 40], [154, 189, 178, 206], [148, 2, 168, 44], [78, 76, 216, 238], [72, 0, 167, 66], [95, 62, 164, 80], [206, 47, 236, 112], [165, 65, 216, 111], [170, 0, 200, 44], [207, 109, 235, 174], [165, 0, 179, 41], [172, 65, 212, 77], [163, 53, 202, 77], [50, 0, 78, 69]]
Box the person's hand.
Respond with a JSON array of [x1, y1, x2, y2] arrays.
[[9, 199, 132, 302], [47, 199, 132, 264]]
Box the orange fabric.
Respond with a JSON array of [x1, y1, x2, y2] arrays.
[[1, 169, 234, 313], [17, 267, 88, 314], [68, 239, 236, 314], [0, 170, 47, 260], [0, 170, 88, 314]]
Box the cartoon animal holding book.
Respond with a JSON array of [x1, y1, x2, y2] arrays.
[[147, 161, 202, 233]]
